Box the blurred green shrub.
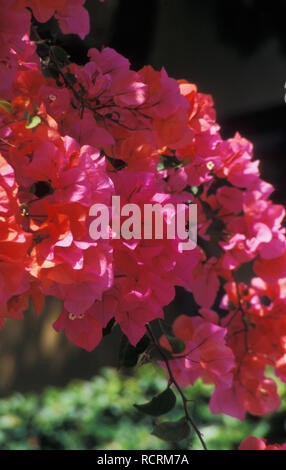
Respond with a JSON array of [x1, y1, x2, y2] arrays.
[[0, 364, 285, 450]]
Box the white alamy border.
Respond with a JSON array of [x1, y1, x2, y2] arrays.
[[89, 196, 197, 251]]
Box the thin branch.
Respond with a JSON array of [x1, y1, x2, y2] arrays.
[[146, 324, 208, 450], [0, 137, 16, 148], [234, 281, 250, 352]]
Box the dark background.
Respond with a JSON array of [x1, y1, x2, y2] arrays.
[[1, 0, 285, 397]]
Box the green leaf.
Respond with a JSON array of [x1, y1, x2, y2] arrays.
[[190, 186, 199, 195], [167, 336, 186, 354], [118, 334, 150, 368], [51, 46, 69, 65], [159, 319, 174, 338], [64, 71, 77, 85], [157, 161, 165, 171], [185, 184, 204, 197], [25, 115, 41, 129], [152, 417, 190, 442], [36, 42, 50, 59], [157, 154, 183, 171], [134, 387, 176, 416], [0, 99, 12, 114], [43, 62, 60, 80]]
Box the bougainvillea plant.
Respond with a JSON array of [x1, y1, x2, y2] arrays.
[[1, 0, 286, 450]]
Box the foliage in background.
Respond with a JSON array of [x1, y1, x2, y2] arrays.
[[0, 365, 285, 450]]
